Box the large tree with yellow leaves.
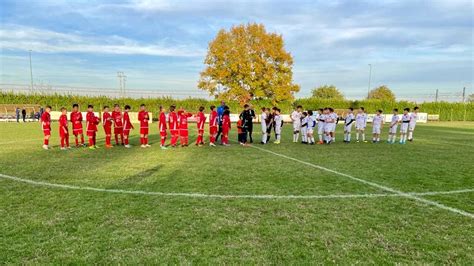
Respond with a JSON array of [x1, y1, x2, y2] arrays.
[[198, 23, 300, 104]]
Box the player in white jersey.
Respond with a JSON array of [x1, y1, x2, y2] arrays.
[[408, 106, 419, 141], [300, 112, 308, 144], [329, 108, 338, 143], [372, 109, 384, 143], [355, 107, 368, 143], [273, 108, 282, 144], [306, 110, 316, 144], [316, 109, 325, 144], [291, 105, 302, 143], [324, 108, 337, 144], [260, 107, 269, 144], [343, 108, 355, 143], [387, 108, 399, 144], [399, 108, 410, 144]]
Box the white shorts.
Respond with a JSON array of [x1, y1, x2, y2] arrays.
[[344, 124, 353, 133], [400, 123, 409, 133], [301, 128, 307, 136], [356, 123, 366, 130], [275, 126, 281, 134], [318, 123, 325, 135], [307, 128, 314, 135], [293, 122, 301, 131], [330, 124, 336, 133], [372, 126, 381, 134], [324, 123, 333, 133], [409, 123, 416, 131], [261, 123, 267, 133], [389, 125, 398, 134]]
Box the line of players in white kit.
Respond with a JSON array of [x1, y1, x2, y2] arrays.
[[288, 106, 420, 144]]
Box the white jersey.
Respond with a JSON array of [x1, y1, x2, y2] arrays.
[[307, 116, 316, 129], [274, 114, 282, 134], [389, 114, 399, 134], [400, 113, 410, 133], [355, 113, 367, 129], [291, 111, 302, 127], [373, 114, 384, 127], [261, 112, 267, 132], [409, 112, 418, 128], [344, 113, 355, 131]]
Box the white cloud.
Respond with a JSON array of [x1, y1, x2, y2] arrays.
[[0, 25, 205, 57]]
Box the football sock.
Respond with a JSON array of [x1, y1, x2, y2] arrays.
[[124, 137, 129, 145], [319, 134, 323, 142], [66, 136, 69, 147], [362, 134, 365, 141], [408, 132, 413, 139], [75, 137, 79, 146], [356, 132, 359, 140], [347, 134, 351, 142], [115, 135, 119, 144], [88, 137, 94, 147], [61, 137, 65, 148], [80, 135, 84, 144], [44, 139, 49, 145]]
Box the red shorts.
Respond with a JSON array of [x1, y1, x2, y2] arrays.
[[210, 126, 217, 135], [222, 127, 229, 135], [114, 127, 123, 134], [179, 129, 188, 137], [43, 129, 51, 136], [160, 131, 167, 137], [198, 129, 204, 135], [123, 129, 131, 136], [87, 130, 96, 137], [140, 127, 149, 135], [73, 127, 83, 135], [104, 126, 112, 135], [170, 129, 179, 136], [60, 129, 69, 138]]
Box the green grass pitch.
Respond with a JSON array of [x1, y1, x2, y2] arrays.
[[1, 121, 473, 264]]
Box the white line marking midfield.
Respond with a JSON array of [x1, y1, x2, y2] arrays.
[[248, 144, 474, 219]]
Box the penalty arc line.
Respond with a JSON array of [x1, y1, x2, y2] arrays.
[[0, 173, 473, 200], [248, 144, 474, 219]]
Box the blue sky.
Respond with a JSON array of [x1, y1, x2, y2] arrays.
[[0, 0, 472, 100]]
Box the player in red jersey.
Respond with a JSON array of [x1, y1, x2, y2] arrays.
[[86, 105, 100, 149], [102, 106, 113, 148], [111, 104, 124, 146], [59, 107, 70, 150], [221, 109, 231, 146], [209, 105, 218, 146], [40, 105, 52, 150], [168, 105, 179, 147], [178, 108, 193, 147], [158, 106, 168, 149], [138, 104, 151, 148], [123, 105, 134, 148], [195, 106, 206, 146], [70, 103, 85, 147]]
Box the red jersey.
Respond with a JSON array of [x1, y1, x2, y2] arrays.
[[41, 112, 51, 131], [59, 114, 68, 130], [168, 111, 178, 131], [209, 110, 218, 127], [179, 112, 192, 130], [86, 111, 99, 132], [159, 112, 167, 132], [222, 114, 231, 130], [196, 111, 206, 130], [123, 112, 133, 130], [111, 111, 123, 128], [102, 112, 112, 128], [138, 110, 149, 129], [70, 111, 83, 129]]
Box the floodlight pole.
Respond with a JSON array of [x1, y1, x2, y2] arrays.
[[367, 64, 372, 98], [29, 50, 34, 92]]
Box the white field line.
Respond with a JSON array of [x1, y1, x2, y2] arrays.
[[0, 173, 473, 201], [248, 144, 474, 219]]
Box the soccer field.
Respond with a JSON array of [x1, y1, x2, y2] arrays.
[[1, 122, 473, 264]]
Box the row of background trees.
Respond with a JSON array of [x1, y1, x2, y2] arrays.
[[311, 85, 396, 101]]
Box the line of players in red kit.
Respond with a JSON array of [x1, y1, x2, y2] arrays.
[[40, 103, 226, 150]]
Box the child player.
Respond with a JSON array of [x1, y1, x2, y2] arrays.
[[300, 111, 308, 144], [41, 105, 52, 150], [399, 108, 410, 144], [195, 106, 206, 146], [306, 110, 316, 144], [408, 106, 419, 141], [237, 117, 246, 145], [138, 104, 150, 148], [260, 107, 268, 144], [158, 106, 168, 149], [387, 108, 399, 144], [329, 108, 338, 143], [355, 107, 368, 143], [70, 104, 85, 147], [123, 105, 134, 148], [102, 106, 113, 148], [221, 109, 231, 146], [178, 108, 193, 147], [316, 108, 325, 144], [86, 105, 100, 149], [59, 107, 70, 150], [273, 108, 282, 144], [343, 107, 355, 143], [372, 109, 384, 143], [291, 105, 302, 143], [209, 105, 218, 147], [168, 105, 179, 147], [112, 104, 124, 146]]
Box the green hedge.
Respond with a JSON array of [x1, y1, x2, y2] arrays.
[[1, 92, 473, 121]]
